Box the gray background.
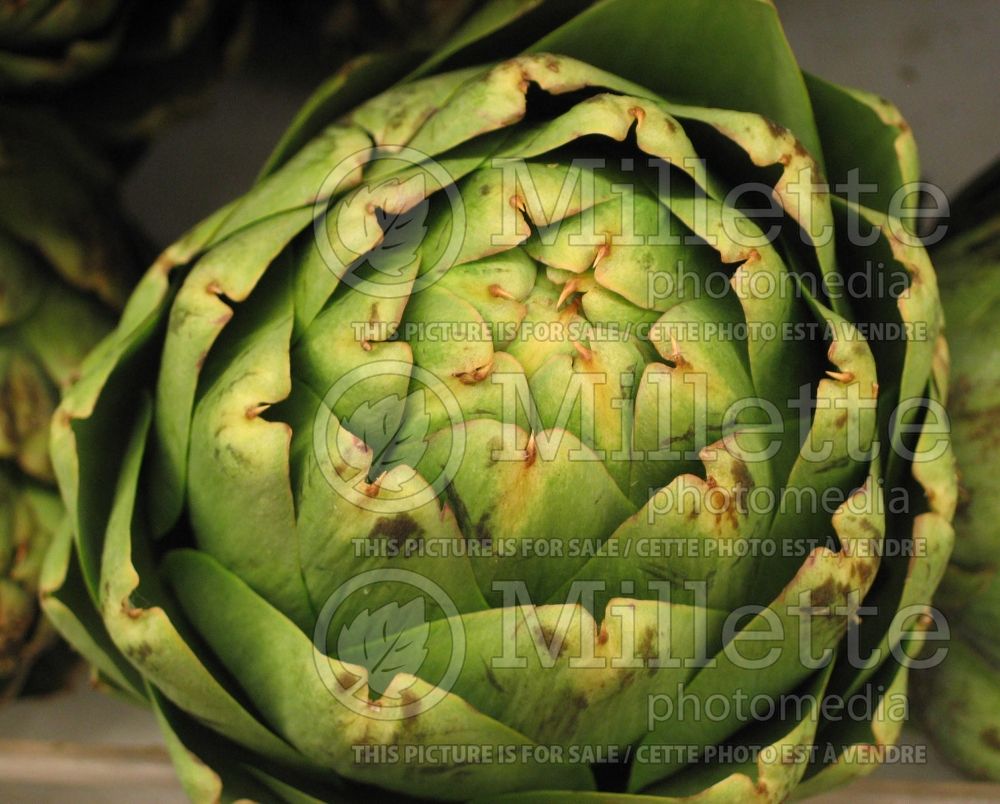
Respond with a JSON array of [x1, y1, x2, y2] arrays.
[[778, 0, 999, 194], [2, 2, 997, 801]]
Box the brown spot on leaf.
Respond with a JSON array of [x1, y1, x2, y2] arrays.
[[474, 513, 493, 548], [125, 642, 153, 662], [537, 622, 568, 659], [765, 119, 788, 139], [637, 625, 656, 658], [731, 460, 755, 493], [810, 577, 839, 609], [708, 488, 727, 511], [980, 727, 1000, 752], [483, 662, 505, 694], [854, 557, 875, 588], [370, 515, 424, 552]]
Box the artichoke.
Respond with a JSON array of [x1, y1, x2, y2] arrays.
[[44, 0, 956, 800], [0, 108, 139, 696], [0, 0, 248, 160], [912, 157, 1000, 780]]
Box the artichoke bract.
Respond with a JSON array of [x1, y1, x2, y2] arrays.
[[45, 0, 956, 800], [912, 158, 1000, 780], [0, 108, 138, 696], [0, 0, 247, 159]]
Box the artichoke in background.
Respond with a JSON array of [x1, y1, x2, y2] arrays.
[[912, 157, 1000, 780], [0, 108, 141, 697], [43, 0, 955, 800], [0, 0, 249, 162], [284, 0, 476, 55], [250, 0, 476, 91]]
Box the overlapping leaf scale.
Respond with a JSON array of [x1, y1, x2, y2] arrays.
[[784, 75, 949, 791]]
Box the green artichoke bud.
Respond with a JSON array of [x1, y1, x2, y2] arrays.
[[911, 157, 1000, 780], [0, 1, 248, 160], [45, 0, 956, 799], [0, 108, 140, 697]]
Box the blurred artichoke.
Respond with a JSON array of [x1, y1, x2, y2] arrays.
[[250, 0, 476, 89], [287, 0, 475, 53], [0, 108, 140, 697], [44, 0, 954, 799], [0, 0, 249, 161], [912, 157, 1000, 780]]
